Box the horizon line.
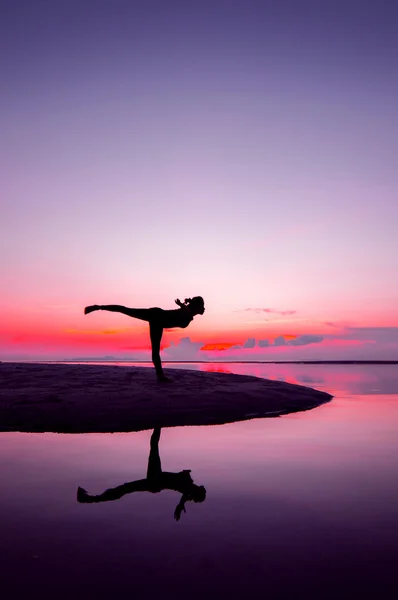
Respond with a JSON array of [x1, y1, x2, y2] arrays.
[[2, 360, 398, 365]]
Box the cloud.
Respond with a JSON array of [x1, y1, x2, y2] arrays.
[[65, 328, 133, 335], [288, 335, 324, 346], [162, 334, 323, 358], [89, 327, 397, 364], [162, 337, 204, 360], [242, 308, 297, 316], [44, 304, 76, 310], [201, 342, 240, 351], [223, 335, 325, 350], [342, 327, 398, 342]]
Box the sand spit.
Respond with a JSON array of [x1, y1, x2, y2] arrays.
[[0, 363, 332, 433]]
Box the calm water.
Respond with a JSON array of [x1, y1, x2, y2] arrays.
[[1, 363, 398, 599]]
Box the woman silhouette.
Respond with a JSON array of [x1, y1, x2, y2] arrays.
[[77, 427, 206, 521], [84, 296, 205, 381]]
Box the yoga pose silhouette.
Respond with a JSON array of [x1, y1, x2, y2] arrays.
[[84, 296, 205, 381], [77, 427, 206, 521]]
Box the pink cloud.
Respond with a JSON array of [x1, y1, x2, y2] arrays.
[[242, 308, 297, 316]]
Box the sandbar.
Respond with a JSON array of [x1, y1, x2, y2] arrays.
[[0, 362, 332, 433]]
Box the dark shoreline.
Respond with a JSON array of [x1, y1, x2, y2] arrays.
[[0, 363, 332, 434]]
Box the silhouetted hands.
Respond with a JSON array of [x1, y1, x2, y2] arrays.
[[77, 486, 90, 502], [174, 502, 186, 521], [175, 298, 191, 308]]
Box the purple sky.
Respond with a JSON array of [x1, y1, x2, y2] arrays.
[[1, 0, 398, 360]]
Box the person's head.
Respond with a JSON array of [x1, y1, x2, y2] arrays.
[[185, 296, 205, 316], [191, 485, 206, 503]]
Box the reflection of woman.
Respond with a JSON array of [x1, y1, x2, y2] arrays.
[[84, 297, 205, 382], [77, 428, 206, 521]]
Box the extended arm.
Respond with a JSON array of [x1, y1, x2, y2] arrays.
[[174, 493, 191, 521]]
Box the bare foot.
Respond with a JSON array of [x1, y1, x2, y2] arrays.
[[77, 486, 90, 502], [84, 305, 99, 315], [157, 375, 172, 383]]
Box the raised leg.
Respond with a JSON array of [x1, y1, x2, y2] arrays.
[[85, 305, 153, 320], [84, 304, 169, 381], [77, 480, 150, 503]]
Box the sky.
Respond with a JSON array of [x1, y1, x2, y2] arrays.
[[1, 0, 398, 361]]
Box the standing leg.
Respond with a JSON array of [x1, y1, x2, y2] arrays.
[[147, 428, 162, 479], [85, 305, 170, 381], [150, 321, 169, 381]]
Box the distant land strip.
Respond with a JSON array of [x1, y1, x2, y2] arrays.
[[7, 360, 398, 365]]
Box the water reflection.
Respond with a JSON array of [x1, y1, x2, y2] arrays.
[[65, 362, 398, 396], [203, 365, 232, 374], [197, 363, 398, 396], [1, 367, 398, 599], [77, 428, 206, 520]]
